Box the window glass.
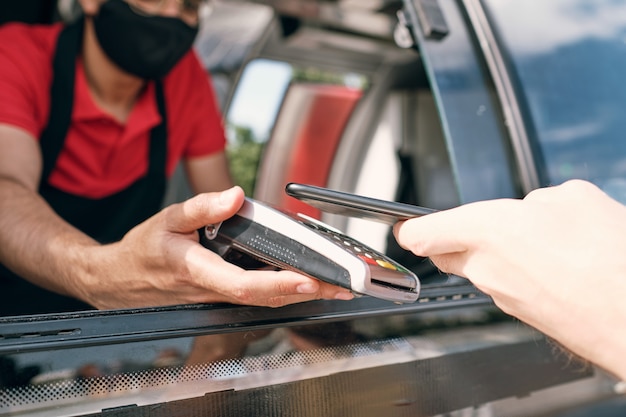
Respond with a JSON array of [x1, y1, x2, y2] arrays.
[[224, 59, 368, 196], [482, 0, 626, 202]]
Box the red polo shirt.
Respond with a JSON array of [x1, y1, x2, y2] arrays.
[[0, 22, 226, 198]]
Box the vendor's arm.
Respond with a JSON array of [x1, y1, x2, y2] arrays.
[[185, 151, 234, 193], [0, 124, 353, 310], [0, 124, 99, 297], [393, 180, 626, 380]]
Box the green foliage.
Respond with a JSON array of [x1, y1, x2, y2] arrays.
[[224, 63, 368, 197], [291, 67, 369, 90], [226, 124, 264, 197]]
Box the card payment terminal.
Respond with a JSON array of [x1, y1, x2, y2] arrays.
[[200, 198, 420, 303]]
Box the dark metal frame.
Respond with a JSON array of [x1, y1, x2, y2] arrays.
[[0, 283, 489, 354], [401, 0, 522, 202]]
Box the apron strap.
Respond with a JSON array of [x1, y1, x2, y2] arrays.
[[150, 80, 167, 179], [39, 18, 83, 183], [39, 18, 168, 184]]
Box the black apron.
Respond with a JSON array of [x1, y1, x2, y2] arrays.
[[0, 19, 168, 316]]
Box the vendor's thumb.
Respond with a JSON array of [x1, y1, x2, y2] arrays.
[[165, 186, 245, 233]]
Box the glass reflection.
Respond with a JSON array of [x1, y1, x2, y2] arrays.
[[483, 0, 626, 200], [2, 325, 359, 410], [0, 308, 502, 416]]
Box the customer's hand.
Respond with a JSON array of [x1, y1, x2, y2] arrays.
[[394, 180, 626, 380], [78, 186, 354, 310]]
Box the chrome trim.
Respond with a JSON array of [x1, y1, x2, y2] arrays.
[[461, 0, 540, 193]]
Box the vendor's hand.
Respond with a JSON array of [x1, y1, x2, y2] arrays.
[[78, 186, 354, 310], [393, 180, 626, 380]]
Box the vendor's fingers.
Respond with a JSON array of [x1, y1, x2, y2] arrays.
[[225, 269, 354, 308], [189, 246, 353, 307], [163, 186, 246, 234]]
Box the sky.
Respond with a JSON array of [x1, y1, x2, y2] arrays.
[[226, 59, 293, 142]]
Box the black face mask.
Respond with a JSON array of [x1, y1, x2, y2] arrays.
[[93, 0, 199, 79]]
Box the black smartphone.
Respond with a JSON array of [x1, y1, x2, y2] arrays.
[[285, 183, 436, 225]]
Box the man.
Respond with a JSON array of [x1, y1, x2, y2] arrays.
[[0, 0, 353, 316], [394, 179, 626, 381]]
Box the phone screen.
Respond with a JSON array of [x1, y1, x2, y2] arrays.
[[285, 183, 436, 225]]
